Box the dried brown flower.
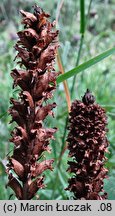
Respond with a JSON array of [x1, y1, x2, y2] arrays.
[[6, 5, 59, 200], [66, 89, 109, 200]]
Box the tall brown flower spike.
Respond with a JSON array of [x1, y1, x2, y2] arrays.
[[66, 89, 109, 200], [6, 5, 59, 200]]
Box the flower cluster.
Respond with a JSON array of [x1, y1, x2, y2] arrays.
[[7, 5, 59, 200], [66, 89, 109, 200]]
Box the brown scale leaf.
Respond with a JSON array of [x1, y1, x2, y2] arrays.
[[11, 69, 32, 90], [32, 71, 57, 101], [28, 176, 45, 200], [13, 147, 27, 166], [32, 29, 59, 57], [66, 178, 86, 199], [10, 98, 27, 115], [20, 9, 37, 24], [9, 158, 24, 179], [31, 159, 54, 177], [21, 91, 34, 109], [10, 126, 28, 147], [9, 108, 25, 127], [7, 174, 23, 199], [35, 103, 56, 122], [17, 29, 38, 50], [37, 44, 58, 71], [31, 127, 57, 156]]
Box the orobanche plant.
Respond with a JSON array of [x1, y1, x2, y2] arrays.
[[5, 4, 110, 200], [6, 5, 59, 200], [66, 89, 109, 200]]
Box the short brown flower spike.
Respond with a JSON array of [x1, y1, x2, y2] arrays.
[[66, 89, 109, 200], [6, 5, 59, 199]]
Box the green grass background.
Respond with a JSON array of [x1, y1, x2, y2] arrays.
[[0, 0, 115, 199]]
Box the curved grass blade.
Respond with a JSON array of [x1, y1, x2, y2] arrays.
[[57, 47, 115, 84]]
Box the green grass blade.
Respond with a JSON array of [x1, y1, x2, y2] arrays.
[[80, 0, 85, 34], [108, 112, 115, 117], [0, 112, 7, 119], [57, 47, 115, 84]]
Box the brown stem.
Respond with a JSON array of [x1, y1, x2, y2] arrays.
[[23, 181, 29, 200], [57, 50, 71, 112], [56, 0, 64, 27]]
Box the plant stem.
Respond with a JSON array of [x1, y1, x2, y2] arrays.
[[57, 116, 68, 168], [70, 0, 93, 98], [70, 0, 85, 97], [86, 0, 93, 26], [56, 0, 64, 27], [57, 50, 71, 112], [70, 34, 84, 97], [56, 1, 71, 112], [80, 0, 85, 34]]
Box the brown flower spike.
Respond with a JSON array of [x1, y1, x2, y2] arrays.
[[7, 5, 59, 199], [66, 89, 109, 200]]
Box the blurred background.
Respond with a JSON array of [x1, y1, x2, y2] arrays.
[[0, 0, 115, 199]]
